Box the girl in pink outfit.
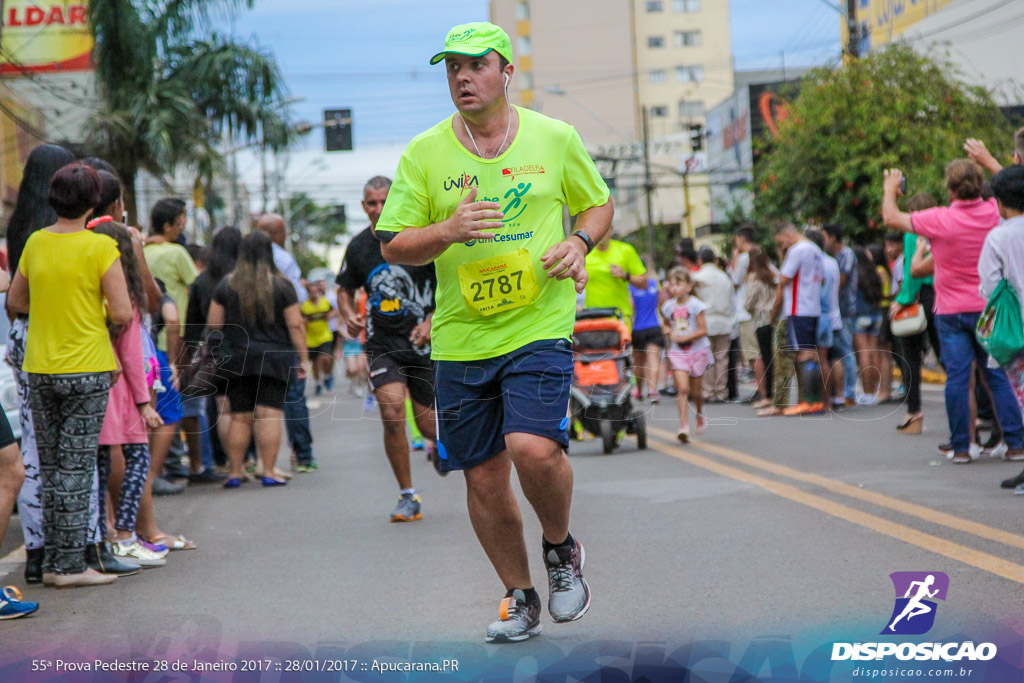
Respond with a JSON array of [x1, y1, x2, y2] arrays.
[[90, 221, 166, 565], [661, 267, 713, 443]]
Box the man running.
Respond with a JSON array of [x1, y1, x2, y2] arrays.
[[375, 22, 613, 643], [337, 176, 438, 523]]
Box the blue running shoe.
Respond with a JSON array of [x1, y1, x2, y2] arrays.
[[363, 393, 376, 411], [325, 375, 335, 391], [0, 586, 38, 620], [411, 436, 425, 451]]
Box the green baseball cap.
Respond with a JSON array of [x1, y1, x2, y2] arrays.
[[429, 22, 513, 66]]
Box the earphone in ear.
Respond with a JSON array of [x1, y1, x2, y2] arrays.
[[504, 73, 510, 87]]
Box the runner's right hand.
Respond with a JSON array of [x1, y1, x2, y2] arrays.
[[444, 187, 502, 244], [345, 312, 365, 338]]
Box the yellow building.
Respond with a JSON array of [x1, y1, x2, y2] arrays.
[[489, 0, 735, 243], [848, 0, 1020, 105]]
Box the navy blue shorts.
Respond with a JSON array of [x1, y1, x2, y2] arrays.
[[434, 339, 573, 473], [785, 316, 819, 352]]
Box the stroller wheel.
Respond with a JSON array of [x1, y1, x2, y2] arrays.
[[600, 420, 616, 454], [634, 414, 647, 450]]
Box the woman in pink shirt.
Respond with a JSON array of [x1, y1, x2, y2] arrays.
[[90, 221, 168, 566], [882, 161, 1024, 463]]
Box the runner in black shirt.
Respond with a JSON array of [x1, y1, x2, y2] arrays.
[[337, 176, 439, 522]]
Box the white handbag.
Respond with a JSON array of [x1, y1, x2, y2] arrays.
[[891, 303, 927, 337]]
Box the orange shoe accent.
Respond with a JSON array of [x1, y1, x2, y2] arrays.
[[805, 402, 826, 414], [782, 402, 809, 416], [500, 597, 513, 620]]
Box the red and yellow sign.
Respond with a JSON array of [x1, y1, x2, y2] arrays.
[[0, 1, 93, 75]]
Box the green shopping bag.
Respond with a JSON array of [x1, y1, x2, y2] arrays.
[[976, 278, 1024, 365]]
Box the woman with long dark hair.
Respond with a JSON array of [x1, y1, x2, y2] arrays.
[[4, 143, 74, 586], [183, 226, 241, 476], [744, 246, 777, 409], [890, 193, 941, 434], [8, 162, 133, 587], [853, 246, 884, 403], [207, 231, 309, 487], [868, 242, 895, 403], [89, 220, 169, 569]]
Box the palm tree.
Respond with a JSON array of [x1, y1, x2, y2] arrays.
[[85, 0, 292, 225]]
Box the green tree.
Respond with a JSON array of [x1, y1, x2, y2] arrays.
[[284, 192, 347, 263], [85, 0, 292, 224], [753, 43, 1014, 243], [623, 223, 681, 273]]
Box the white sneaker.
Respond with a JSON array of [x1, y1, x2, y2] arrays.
[[112, 540, 167, 567], [984, 441, 1009, 459], [943, 443, 982, 460], [856, 393, 879, 406]]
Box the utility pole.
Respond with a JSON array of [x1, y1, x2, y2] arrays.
[[845, 0, 860, 59], [682, 170, 693, 239], [641, 105, 656, 266]]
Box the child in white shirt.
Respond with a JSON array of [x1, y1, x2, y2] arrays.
[[660, 267, 714, 442]]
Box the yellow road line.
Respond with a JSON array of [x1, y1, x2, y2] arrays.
[[649, 425, 1024, 552], [644, 435, 1024, 585]]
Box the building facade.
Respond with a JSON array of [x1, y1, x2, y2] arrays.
[[489, 0, 734, 246], [850, 0, 1020, 105]]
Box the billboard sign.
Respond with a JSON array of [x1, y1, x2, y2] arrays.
[[0, 1, 94, 75]]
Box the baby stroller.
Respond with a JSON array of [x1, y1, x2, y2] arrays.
[[569, 307, 647, 454]]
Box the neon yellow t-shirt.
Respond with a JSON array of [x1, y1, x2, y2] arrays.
[[301, 297, 334, 348], [584, 240, 646, 321], [21, 229, 120, 374], [375, 106, 610, 361]]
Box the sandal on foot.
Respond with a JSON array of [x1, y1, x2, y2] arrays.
[[147, 534, 196, 551]]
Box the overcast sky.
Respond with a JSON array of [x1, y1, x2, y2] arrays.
[[222, 0, 841, 230], [226, 0, 841, 148]]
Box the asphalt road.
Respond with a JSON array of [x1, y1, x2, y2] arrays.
[[2, 379, 1022, 678]]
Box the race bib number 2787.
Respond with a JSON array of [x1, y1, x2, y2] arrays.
[[457, 248, 540, 317]]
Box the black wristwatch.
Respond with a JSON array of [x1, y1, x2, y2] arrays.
[[570, 230, 594, 254]]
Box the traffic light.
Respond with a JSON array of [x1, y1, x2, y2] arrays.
[[688, 123, 704, 152], [325, 109, 353, 152]]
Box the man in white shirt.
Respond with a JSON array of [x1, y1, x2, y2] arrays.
[[772, 223, 825, 414], [693, 247, 736, 401], [978, 165, 1024, 491]]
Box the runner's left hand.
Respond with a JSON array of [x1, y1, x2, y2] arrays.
[[541, 238, 588, 293]]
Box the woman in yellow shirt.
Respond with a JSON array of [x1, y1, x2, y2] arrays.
[[8, 162, 133, 588]]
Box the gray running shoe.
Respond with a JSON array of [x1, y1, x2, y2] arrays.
[[389, 493, 422, 522], [544, 538, 591, 623], [151, 477, 185, 496], [485, 589, 542, 643]]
